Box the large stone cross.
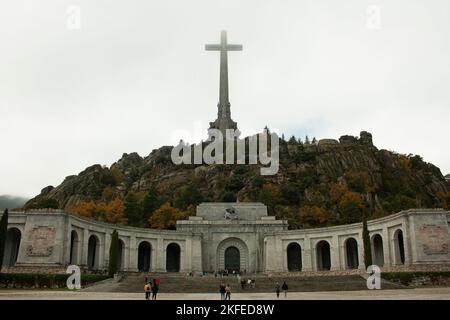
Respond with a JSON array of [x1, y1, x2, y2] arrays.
[[205, 31, 242, 134]]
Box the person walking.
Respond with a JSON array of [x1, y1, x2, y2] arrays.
[[151, 282, 159, 300], [225, 284, 231, 300], [144, 282, 151, 300], [219, 283, 226, 300], [275, 283, 280, 298], [281, 281, 288, 297]]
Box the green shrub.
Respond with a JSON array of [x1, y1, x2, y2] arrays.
[[381, 272, 450, 285], [0, 273, 110, 289]]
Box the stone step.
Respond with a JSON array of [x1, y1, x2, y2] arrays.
[[105, 272, 404, 293]]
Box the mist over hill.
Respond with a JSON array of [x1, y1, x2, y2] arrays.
[[0, 195, 29, 210]]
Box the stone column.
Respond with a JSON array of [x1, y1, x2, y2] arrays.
[[103, 232, 111, 270], [403, 220, 412, 266], [182, 240, 190, 273], [382, 228, 391, 267], [81, 229, 89, 266], [357, 233, 365, 270], [339, 238, 346, 270], [282, 244, 287, 272], [191, 235, 203, 273], [123, 236, 130, 272], [63, 216, 71, 265], [128, 236, 137, 272], [98, 233, 106, 270], [302, 237, 313, 272], [330, 235, 340, 271], [155, 238, 165, 272], [275, 238, 284, 272]]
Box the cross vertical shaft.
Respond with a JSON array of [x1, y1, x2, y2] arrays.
[[205, 31, 242, 135]]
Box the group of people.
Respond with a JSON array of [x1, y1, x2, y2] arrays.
[[275, 281, 289, 298], [144, 277, 160, 300], [240, 278, 256, 289], [143, 276, 289, 300], [215, 269, 245, 277], [219, 283, 232, 300]]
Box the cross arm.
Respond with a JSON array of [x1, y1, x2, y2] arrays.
[[205, 44, 221, 51], [226, 44, 243, 51], [205, 44, 243, 51]]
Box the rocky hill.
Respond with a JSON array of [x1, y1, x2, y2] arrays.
[[24, 131, 449, 229]]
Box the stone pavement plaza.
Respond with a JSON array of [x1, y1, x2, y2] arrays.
[[1, 288, 450, 300]]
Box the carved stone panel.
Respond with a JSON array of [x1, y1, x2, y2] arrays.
[[26, 226, 56, 257], [417, 224, 449, 255]]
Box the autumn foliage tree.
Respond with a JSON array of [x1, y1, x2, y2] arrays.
[[67, 198, 127, 225], [437, 191, 450, 210], [148, 202, 186, 230], [298, 205, 327, 228], [258, 183, 283, 214], [337, 191, 365, 224]]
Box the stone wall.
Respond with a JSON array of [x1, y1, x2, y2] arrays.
[[264, 209, 450, 273], [3, 207, 450, 275]]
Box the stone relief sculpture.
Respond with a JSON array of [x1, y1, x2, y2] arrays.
[[26, 226, 56, 257], [224, 207, 239, 220], [418, 224, 449, 255]]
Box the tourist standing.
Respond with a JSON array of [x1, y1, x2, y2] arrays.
[[152, 282, 159, 300], [225, 284, 231, 300], [275, 283, 280, 298], [282, 281, 288, 297], [219, 283, 226, 300], [144, 282, 151, 300]]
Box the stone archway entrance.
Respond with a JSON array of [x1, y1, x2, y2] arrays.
[[87, 235, 100, 270], [224, 246, 240, 272], [4, 228, 21, 267], [316, 240, 331, 271], [117, 239, 125, 271], [166, 243, 181, 272], [138, 241, 151, 272], [217, 238, 248, 273], [69, 230, 79, 265], [287, 243, 302, 272], [394, 229, 405, 265], [371, 234, 384, 267], [345, 238, 359, 269]]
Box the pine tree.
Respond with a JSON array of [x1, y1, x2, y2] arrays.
[[305, 135, 310, 144], [0, 209, 9, 273], [124, 192, 142, 226], [108, 230, 119, 277], [142, 186, 159, 224]]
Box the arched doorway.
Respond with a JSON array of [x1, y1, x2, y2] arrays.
[[394, 229, 405, 265], [216, 238, 249, 272], [287, 243, 302, 271], [224, 246, 240, 272], [371, 234, 384, 267], [166, 243, 181, 272], [316, 240, 331, 271], [138, 241, 151, 272], [87, 235, 100, 269], [69, 230, 79, 265], [4, 228, 21, 267], [117, 240, 125, 271], [345, 238, 359, 269]]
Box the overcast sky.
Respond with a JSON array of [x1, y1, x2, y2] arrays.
[[1, 0, 449, 198]]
